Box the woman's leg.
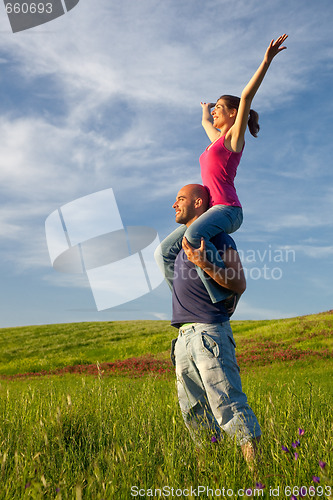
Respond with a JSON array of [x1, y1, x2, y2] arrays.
[[184, 205, 243, 303], [185, 205, 243, 246], [154, 225, 187, 290]]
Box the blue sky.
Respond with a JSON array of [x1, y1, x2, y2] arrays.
[[0, 0, 333, 327]]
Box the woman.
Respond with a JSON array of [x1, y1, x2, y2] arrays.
[[155, 35, 288, 302]]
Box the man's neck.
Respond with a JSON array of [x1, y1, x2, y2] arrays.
[[186, 214, 203, 228]]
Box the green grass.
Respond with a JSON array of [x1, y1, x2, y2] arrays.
[[0, 321, 175, 375], [0, 310, 332, 376], [0, 363, 332, 499], [0, 312, 332, 499]]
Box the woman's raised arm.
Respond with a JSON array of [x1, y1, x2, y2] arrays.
[[229, 34, 288, 152], [201, 101, 221, 142]]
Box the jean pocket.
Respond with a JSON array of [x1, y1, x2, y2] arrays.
[[200, 332, 220, 358], [228, 335, 236, 348], [170, 338, 177, 367], [227, 335, 240, 372]]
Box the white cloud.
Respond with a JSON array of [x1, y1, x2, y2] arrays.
[[2, 0, 330, 112], [150, 311, 169, 321], [233, 299, 296, 321], [265, 214, 332, 232], [42, 270, 90, 289], [285, 244, 333, 259], [0, 0, 332, 324]]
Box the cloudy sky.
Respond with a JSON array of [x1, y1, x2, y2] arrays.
[[0, 0, 332, 327]]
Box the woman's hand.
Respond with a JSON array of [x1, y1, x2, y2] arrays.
[[200, 102, 221, 141], [200, 101, 216, 119], [200, 102, 215, 111], [264, 34, 288, 63], [182, 237, 207, 269]]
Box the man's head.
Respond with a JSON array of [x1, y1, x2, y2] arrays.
[[173, 184, 209, 227]]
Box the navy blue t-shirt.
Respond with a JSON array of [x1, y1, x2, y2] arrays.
[[171, 232, 237, 328]]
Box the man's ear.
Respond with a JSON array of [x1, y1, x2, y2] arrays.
[[194, 198, 203, 208]]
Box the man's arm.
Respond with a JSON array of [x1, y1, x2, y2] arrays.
[[182, 237, 246, 295]]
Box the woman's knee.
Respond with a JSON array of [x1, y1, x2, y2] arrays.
[[154, 243, 162, 261], [184, 225, 201, 247]]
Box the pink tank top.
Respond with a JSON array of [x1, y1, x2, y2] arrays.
[[200, 135, 243, 207]]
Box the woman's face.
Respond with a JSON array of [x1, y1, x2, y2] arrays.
[[211, 99, 235, 129]]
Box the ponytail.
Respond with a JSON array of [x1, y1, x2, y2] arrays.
[[248, 109, 260, 137], [218, 95, 260, 137]]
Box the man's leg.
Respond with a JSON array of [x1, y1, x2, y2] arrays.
[[188, 322, 261, 467], [173, 326, 222, 447], [241, 436, 261, 472]]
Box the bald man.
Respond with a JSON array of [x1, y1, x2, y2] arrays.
[[155, 184, 261, 469]]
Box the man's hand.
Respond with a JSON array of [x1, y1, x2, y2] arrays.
[[182, 237, 246, 295], [182, 237, 207, 269]]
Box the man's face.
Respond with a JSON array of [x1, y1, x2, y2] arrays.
[[172, 187, 197, 226]]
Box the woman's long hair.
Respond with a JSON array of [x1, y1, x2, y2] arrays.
[[219, 94, 260, 138]]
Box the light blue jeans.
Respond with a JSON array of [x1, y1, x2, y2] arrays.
[[171, 322, 261, 447], [154, 205, 243, 302]]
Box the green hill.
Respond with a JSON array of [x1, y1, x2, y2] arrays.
[[0, 312, 332, 498], [0, 311, 332, 376]]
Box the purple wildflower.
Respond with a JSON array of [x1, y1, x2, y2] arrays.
[[298, 428, 305, 436], [291, 496, 297, 500], [313, 476, 320, 483], [282, 445, 289, 453], [294, 452, 299, 460], [255, 482, 265, 490], [292, 440, 300, 448], [319, 460, 326, 469], [211, 436, 218, 443]]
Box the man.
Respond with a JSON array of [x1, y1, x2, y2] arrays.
[[155, 183, 261, 468]]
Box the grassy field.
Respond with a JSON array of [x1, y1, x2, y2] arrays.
[[0, 312, 332, 499], [0, 311, 332, 376]]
